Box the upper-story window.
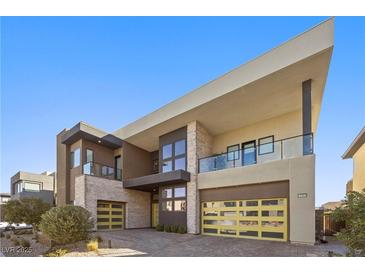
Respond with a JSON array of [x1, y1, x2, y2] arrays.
[[15, 181, 41, 193], [227, 144, 240, 161], [162, 139, 186, 173], [86, 149, 94, 163], [258, 136, 274, 155], [70, 148, 80, 168]]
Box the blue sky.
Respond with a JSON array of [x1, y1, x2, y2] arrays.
[[1, 17, 364, 206]]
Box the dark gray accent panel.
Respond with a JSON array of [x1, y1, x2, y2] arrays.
[[124, 170, 190, 191], [302, 79, 312, 135]]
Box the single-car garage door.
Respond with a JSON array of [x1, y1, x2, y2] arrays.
[[201, 198, 287, 241], [97, 201, 124, 230]]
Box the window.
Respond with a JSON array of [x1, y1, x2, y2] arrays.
[[258, 136, 274, 155], [174, 200, 186, 211], [174, 139, 186, 156], [162, 144, 172, 160], [174, 157, 186, 170], [70, 148, 80, 168], [162, 201, 173, 211], [86, 149, 94, 163], [162, 188, 173, 198], [174, 187, 186, 198], [23, 182, 41, 192], [227, 144, 240, 161], [162, 160, 172, 172]]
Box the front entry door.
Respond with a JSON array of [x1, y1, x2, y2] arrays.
[[242, 141, 257, 166], [152, 202, 159, 227]]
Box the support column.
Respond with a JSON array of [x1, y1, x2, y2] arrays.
[[302, 79, 312, 155], [186, 121, 212, 234]]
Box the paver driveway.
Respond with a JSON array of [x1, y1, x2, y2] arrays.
[[96, 229, 345, 257]]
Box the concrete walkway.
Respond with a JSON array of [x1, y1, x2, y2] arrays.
[[96, 229, 344, 257]]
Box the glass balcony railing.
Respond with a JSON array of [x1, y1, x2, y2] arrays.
[[198, 133, 313, 173], [83, 161, 122, 181]]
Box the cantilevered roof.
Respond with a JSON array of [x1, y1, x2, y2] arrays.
[[62, 122, 123, 149], [113, 18, 334, 151], [343, 127, 365, 159]]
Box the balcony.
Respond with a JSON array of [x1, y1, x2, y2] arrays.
[[83, 161, 122, 181], [199, 133, 313, 173]]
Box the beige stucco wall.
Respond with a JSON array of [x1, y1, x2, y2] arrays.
[[74, 175, 151, 230], [352, 144, 365, 192], [212, 110, 302, 154], [186, 121, 213, 234], [197, 155, 315, 244]]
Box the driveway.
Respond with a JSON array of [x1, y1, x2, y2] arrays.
[[96, 229, 346, 257]]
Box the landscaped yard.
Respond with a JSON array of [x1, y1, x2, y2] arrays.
[[0, 228, 347, 257]]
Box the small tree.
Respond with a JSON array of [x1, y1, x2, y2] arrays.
[[333, 189, 365, 256], [39, 205, 94, 245], [3, 198, 51, 232]]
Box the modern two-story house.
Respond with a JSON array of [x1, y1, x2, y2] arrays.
[[56, 18, 334, 245], [10, 171, 57, 205], [343, 127, 365, 193]]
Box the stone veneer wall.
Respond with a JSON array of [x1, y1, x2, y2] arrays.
[[187, 121, 213, 234], [74, 175, 151, 230]]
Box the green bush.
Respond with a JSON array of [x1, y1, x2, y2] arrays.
[[40, 205, 94, 245], [177, 225, 187, 234], [19, 237, 31, 248], [5, 233, 11, 239], [171, 225, 178, 233], [155, 224, 164, 231], [45, 248, 68, 257], [164, 224, 171, 233]]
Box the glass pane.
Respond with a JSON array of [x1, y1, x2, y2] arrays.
[[220, 229, 236, 235], [204, 220, 219, 225], [261, 210, 284, 217], [239, 201, 258, 207], [239, 220, 258, 227], [86, 149, 94, 163], [23, 182, 40, 192], [162, 201, 173, 211], [223, 201, 236, 207], [227, 145, 240, 161], [262, 221, 284, 227], [203, 202, 219, 208], [162, 144, 172, 160], [174, 187, 186, 198], [162, 188, 173, 198], [174, 200, 186, 211], [220, 220, 237, 226], [203, 211, 218, 216], [73, 148, 80, 167], [174, 139, 186, 156], [259, 136, 274, 155], [262, 199, 284, 206], [220, 211, 236, 217], [243, 142, 256, 165], [162, 160, 172, 173], [203, 228, 217, 234], [261, 231, 284, 239], [174, 157, 186, 171], [239, 230, 258, 237], [239, 210, 258, 217]]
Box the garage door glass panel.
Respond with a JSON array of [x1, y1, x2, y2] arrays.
[[97, 201, 124, 230]]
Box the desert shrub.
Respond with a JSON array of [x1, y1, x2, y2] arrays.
[[19, 237, 31, 248], [86, 239, 98, 252], [45, 249, 68, 257], [14, 229, 26, 235], [5, 233, 11, 239], [177, 225, 187, 234], [333, 189, 365, 256], [11, 236, 20, 246], [0, 231, 4, 238], [92, 234, 103, 243], [164, 224, 171, 233], [170, 225, 178, 233], [3, 198, 51, 232], [155, 224, 164, 231], [40, 205, 94, 245]]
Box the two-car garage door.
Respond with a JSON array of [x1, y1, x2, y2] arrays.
[[201, 198, 287, 241]]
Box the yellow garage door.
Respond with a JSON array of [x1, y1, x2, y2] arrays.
[[201, 198, 287, 241], [97, 201, 124, 230]]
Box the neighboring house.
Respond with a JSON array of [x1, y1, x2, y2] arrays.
[[10, 171, 57, 205], [321, 201, 343, 211], [56, 18, 334, 245], [342, 127, 365, 193]]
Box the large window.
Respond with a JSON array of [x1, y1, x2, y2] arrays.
[[14, 181, 41, 193], [70, 148, 80, 168], [161, 186, 187, 212], [258, 136, 274, 155], [162, 139, 186, 173], [227, 144, 240, 161], [86, 149, 94, 163]]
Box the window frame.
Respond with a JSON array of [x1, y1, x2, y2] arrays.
[[70, 147, 81, 168], [160, 185, 187, 212], [258, 135, 274, 155], [86, 148, 94, 163], [161, 138, 187, 173], [227, 144, 240, 161]]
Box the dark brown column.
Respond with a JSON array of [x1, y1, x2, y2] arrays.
[[302, 79, 313, 155]]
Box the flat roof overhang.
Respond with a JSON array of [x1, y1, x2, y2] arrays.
[[123, 170, 191, 191], [61, 122, 123, 149], [114, 18, 334, 152], [342, 127, 365, 159]]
